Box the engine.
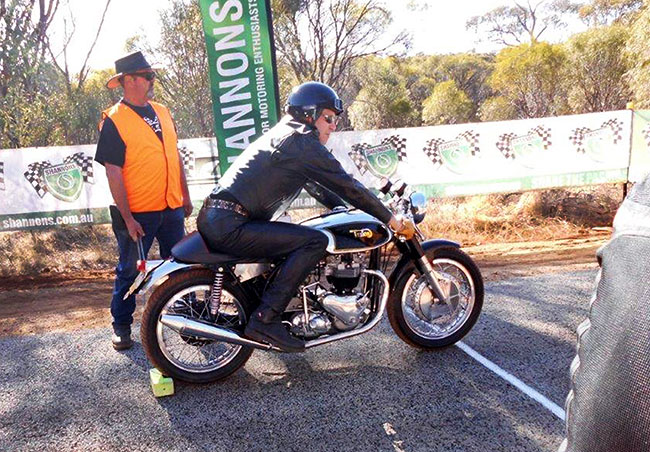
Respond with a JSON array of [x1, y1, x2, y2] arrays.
[[288, 254, 372, 338]]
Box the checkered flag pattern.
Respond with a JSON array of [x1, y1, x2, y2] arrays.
[[422, 138, 446, 166], [644, 124, 650, 147], [24, 160, 52, 198], [602, 119, 623, 144], [571, 119, 624, 154], [63, 152, 94, 183], [569, 127, 591, 153], [381, 135, 407, 161], [179, 146, 195, 174], [496, 133, 518, 159], [531, 125, 552, 149], [0, 162, 4, 191], [458, 130, 480, 155], [348, 143, 372, 174]]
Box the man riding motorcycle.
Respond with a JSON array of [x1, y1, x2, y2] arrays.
[[196, 81, 415, 352]]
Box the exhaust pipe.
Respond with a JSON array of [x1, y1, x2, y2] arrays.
[[159, 314, 278, 351]]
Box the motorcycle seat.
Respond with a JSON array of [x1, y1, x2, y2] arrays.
[[171, 231, 263, 265]]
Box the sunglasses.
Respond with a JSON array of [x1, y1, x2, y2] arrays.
[[131, 72, 156, 81], [322, 114, 340, 125]]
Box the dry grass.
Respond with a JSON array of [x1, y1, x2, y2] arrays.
[[419, 185, 624, 245], [0, 184, 625, 278]]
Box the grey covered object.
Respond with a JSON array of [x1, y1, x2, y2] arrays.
[[559, 177, 650, 452]]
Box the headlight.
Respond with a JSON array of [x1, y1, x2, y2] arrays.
[[410, 192, 427, 224]]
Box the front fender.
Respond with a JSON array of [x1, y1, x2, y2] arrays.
[[388, 239, 460, 289]]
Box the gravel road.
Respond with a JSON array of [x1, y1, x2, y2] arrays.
[[0, 268, 597, 452]]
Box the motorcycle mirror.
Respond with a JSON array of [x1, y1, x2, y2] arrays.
[[410, 192, 427, 224]]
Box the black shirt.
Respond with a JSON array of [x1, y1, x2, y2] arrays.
[[95, 99, 164, 167]]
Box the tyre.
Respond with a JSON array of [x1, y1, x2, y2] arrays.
[[387, 247, 484, 349], [140, 268, 254, 383]]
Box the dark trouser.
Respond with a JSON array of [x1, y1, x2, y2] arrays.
[[110, 207, 185, 335], [197, 206, 328, 313]]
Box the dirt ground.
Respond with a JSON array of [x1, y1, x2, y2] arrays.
[[0, 231, 608, 338]]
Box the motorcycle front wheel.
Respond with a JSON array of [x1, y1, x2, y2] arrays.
[[387, 246, 484, 349], [140, 268, 254, 383]]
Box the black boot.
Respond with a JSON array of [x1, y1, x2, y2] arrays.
[[244, 307, 305, 352]]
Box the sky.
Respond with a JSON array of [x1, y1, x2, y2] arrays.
[[48, 0, 585, 75]]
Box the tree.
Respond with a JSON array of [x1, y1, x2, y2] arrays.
[[0, 0, 61, 148], [478, 96, 519, 121], [577, 0, 643, 25], [565, 24, 630, 113], [466, 1, 568, 46], [271, 0, 409, 96], [347, 57, 417, 130], [421, 80, 474, 125], [137, 0, 213, 139], [488, 41, 569, 118], [624, 2, 650, 108]]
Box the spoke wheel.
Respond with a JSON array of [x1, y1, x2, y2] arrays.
[[401, 258, 475, 340], [141, 268, 254, 383], [156, 285, 246, 374], [388, 247, 484, 349]]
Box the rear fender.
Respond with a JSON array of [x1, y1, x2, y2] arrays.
[[388, 239, 460, 289], [128, 259, 271, 299]]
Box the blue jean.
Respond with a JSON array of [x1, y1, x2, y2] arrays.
[[110, 207, 185, 335]]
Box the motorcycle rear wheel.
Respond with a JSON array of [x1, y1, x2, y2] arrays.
[[387, 247, 484, 349], [141, 268, 254, 383]]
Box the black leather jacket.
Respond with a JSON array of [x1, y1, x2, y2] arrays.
[[213, 116, 392, 223]]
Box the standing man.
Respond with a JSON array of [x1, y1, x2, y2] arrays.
[[95, 51, 193, 351]]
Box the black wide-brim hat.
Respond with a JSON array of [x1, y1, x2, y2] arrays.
[[106, 51, 161, 89]]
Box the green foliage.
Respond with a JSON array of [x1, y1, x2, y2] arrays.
[[348, 57, 418, 130], [151, 0, 213, 138], [422, 80, 474, 125], [478, 96, 518, 122], [625, 3, 650, 108], [565, 25, 631, 112], [488, 42, 569, 119], [578, 0, 643, 25]]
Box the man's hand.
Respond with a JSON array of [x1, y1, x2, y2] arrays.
[[125, 217, 145, 242], [388, 215, 416, 240], [183, 198, 193, 218]]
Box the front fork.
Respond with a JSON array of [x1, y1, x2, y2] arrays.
[[399, 238, 451, 306]]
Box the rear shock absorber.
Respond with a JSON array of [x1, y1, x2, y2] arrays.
[[209, 270, 224, 317]]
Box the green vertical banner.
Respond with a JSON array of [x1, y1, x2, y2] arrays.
[[198, 0, 281, 175]]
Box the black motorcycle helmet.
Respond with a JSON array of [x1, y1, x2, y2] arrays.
[[285, 81, 343, 124]]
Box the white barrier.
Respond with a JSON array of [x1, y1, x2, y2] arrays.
[[1, 110, 649, 232]]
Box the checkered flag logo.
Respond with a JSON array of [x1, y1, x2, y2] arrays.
[[178, 145, 195, 174], [348, 143, 372, 175], [0, 162, 4, 191], [643, 124, 650, 147], [497, 126, 551, 160], [570, 119, 623, 154], [422, 130, 480, 168], [63, 152, 94, 183], [24, 160, 53, 198], [347, 134, 407, 175], [382, 134, 408, 161]]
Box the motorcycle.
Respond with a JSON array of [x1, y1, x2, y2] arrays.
[[126, 179, 484, 383]]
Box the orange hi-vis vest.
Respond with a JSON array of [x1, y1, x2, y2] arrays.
[[100, 101, 183, 213]]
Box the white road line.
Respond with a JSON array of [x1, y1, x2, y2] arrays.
[[456, 341, 566, 421]]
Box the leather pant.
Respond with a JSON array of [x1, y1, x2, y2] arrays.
[[196, 206, 329, 314]]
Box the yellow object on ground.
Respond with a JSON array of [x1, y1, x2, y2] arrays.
[[149, 368, 174, 397]]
